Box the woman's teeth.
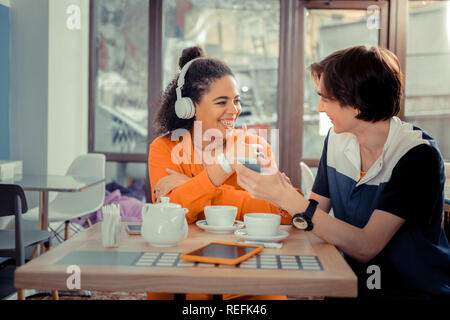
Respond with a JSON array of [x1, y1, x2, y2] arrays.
[[220, 120, 234, 128]]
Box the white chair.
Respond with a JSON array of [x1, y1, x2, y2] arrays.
[[444, 162, 450, 181], [299, 161, 315, 199], [23, 154, 106, 241], [443, 162, 450, 239]]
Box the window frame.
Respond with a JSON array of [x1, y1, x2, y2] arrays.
[[87, 0, 408, 189], [280, 0, 400, 185], [88, 0, 154, 163]]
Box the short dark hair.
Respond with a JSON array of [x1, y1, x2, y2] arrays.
[[309, 46, 403, 122], [153, 46, 234, 136]]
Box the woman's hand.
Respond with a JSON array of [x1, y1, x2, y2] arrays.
[[224, 124, 265, 169], [234, 157, 298, 209], [154, 169, 192, 200]]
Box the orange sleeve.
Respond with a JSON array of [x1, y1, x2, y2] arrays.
[[148, 137, 219, 224], [148, 134, 299, 226], [209, 132, 292, 224]]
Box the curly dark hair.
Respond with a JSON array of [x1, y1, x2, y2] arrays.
[[153, 46, 234, 136]]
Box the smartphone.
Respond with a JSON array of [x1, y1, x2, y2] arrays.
[[237, 157, 262, 173], [125, 222, 142, 235]]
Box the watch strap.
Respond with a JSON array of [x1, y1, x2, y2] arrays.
[[292, 199, 318, 231], [304, 199, 319, 220], [217, 153, 232, 174]]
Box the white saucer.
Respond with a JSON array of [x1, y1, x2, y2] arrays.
[[196, 220, 245, 234], [234, 229, 289, 242], [279, 224, 292, 232]]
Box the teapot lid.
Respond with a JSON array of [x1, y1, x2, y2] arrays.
[[157, 196, 181, 208], [160, 196, 170, 204]]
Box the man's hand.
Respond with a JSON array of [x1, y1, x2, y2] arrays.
[[224, 124, 266, 169], [234, 157, 297, 209]]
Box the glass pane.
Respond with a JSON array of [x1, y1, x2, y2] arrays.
[[162, 0, 280, 134], [105, 161, 147, 201], [404, 1, 450, 160], [303, 9, 379, 159], [92, 0, 148, 154]]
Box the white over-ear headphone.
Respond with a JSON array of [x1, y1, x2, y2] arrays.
[[175, 58, 200, 119]]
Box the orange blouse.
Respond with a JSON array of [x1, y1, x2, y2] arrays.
[[148, 130, 293, 225]]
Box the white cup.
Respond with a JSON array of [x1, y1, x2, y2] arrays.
[[244, 213, 281, 237], [204, 206, 238, 227]]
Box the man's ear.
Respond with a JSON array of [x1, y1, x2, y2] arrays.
[[352, 107, 361, 117]]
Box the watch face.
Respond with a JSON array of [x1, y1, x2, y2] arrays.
[[293, 216, 308, 230]]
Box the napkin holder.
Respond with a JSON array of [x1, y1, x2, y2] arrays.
[[101, 204, 121, 248]]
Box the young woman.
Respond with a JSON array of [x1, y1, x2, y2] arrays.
[[147, 46, 295, 300], [235, 46, 450, 300], [149, 46, 293, 224]]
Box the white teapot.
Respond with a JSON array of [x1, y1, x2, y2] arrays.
[[141, 196, 189, 247]]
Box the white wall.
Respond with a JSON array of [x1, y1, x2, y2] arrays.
[[9, 0, 89, 207], [10, 0, 49, 208], [47, 0, 89, 175]]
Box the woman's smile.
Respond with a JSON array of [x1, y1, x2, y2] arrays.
[[194, 75, 241, 144], [218, 118, 235, 130]]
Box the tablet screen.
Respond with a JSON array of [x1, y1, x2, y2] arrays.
[[187, 243, 258, 259]]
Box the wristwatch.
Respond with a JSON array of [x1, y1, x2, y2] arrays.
[[292, 199, 318, 231]]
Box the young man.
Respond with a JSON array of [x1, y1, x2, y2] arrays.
[[235, 46, 450, 300]]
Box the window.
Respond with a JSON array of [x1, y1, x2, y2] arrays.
[[162, 0, 280, 135], [404, 0, 450, 160], [89, 0, 149, 156], [303, 9, 380, 160], [88, 0, 412, 192], [300, 1, 389, 169]]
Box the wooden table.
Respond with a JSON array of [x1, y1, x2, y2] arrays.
[[14, 223, 357, 298]]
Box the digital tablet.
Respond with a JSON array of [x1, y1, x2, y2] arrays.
[[179, 241, 263, 265], [125, 222, 142, 235]]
